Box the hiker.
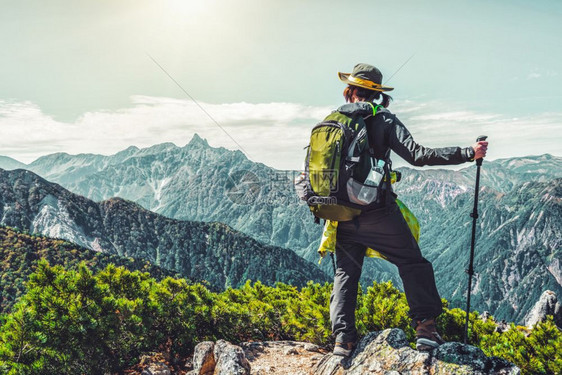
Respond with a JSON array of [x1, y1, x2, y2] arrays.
[[328, 63, 488, 356]]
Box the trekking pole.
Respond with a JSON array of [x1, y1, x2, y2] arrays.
[[464, 135, 488, 345]]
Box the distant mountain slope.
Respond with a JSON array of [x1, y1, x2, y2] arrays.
[[392, 165, 562, 322], [397, 153, 562, 199], [25, 135, 314, 249], [0, 225, 179, 314], [417, 180, 562, 322], [0, 168, 329, 291], [0, 156, 26, 171]]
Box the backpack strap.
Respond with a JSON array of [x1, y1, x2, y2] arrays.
[[383, 156, 394, 208], [334, 103, 375, 165], [364, 103, 382, 163], [363, 104, 394, 207]]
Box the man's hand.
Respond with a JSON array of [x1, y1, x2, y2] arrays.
[[471, 141, 488, 160]]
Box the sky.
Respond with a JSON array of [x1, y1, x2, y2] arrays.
[[1, 0, 561, 170]]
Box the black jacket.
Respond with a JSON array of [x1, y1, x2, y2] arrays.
[[336, 102, 473, 209], [366, 107, 474, 167]]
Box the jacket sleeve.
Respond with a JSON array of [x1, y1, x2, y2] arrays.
[[388, 115, 473, 167]]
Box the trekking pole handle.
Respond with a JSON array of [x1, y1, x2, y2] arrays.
[[475, 135, 488, 166]]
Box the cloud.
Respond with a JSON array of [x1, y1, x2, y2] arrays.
[[527, 72, 541, 80], [0, 97, 331, 168], [390, 101, 562, 168], [0, 97, 561, 170], [526, 69, 558, 80]]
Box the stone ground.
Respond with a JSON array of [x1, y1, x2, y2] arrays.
[[123, 341, 329, 374], [241, 341, 329, 375], [123, 331, 520, 375]]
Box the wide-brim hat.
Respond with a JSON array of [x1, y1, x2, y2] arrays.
[[338, 63, 394, 92]]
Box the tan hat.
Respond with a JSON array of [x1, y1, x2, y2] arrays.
[[338, 63, 394, 92]]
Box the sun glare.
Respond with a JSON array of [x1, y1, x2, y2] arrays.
[[162, 0, 215, 16]]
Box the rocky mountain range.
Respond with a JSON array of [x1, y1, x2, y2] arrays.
[[1, 137, 561, 322], [409, 177, 562, 321], [0, 168, 330, 291], [13, 135, 317, 251]]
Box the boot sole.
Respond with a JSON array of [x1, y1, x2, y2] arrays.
[[333, 347, 353, 357], [416, 338, 441, 351]]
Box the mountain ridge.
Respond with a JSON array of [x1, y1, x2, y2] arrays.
[[0, 156, 26, 170], [0, 168, 330, 291]]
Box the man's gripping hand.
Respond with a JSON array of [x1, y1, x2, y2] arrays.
[[470, 140, 488, 161]]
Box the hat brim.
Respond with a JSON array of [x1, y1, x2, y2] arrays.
[[338, 72, 394, 92]]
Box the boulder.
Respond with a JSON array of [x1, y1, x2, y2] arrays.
[[312, 329, 520, 375], [524, 290, 562, 328], [141, 361, 171, 375], [213, 339, 251, 375], [191, 341, 216, 375], [186, 340, 250, 375]]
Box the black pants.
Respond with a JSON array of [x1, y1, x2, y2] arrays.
[[330, 201, 443, 343]]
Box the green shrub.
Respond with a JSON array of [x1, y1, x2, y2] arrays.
[[356, 281, 413, 339], [0, 261, 560, 375]]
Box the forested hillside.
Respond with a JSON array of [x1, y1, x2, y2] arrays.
[[0, 226, 178, 313]]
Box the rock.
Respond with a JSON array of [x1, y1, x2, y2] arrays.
[[141, 361, 171, 375], [191, 341, 216, 375], [241, 340, 327, 374], [312, 329, 520, 375], [480, 311, 492, 323], [304, 343, 321, 352], [555, 302, 562, 328], [524, 290, 562, 328], [496, 320, 510, 333], [213, 339, 251, 375], [284, 347, 299, 355], [432, 342, 519, 374], [242, 341, 265, 354]]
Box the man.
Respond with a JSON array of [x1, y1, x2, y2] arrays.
[[330, 63, 488, 356]]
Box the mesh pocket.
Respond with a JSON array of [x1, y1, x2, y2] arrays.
[[294, 172, 310, 201], [346, 178, 378, 205]]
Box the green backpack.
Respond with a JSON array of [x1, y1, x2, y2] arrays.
[[295, 102, 392, 221]]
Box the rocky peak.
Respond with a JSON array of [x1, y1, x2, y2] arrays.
[[524, 290, 562, 328], [186, 133, 210, 148], [111, 145, 140, 163]]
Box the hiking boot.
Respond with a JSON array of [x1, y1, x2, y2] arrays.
[[333, 341, 356, 357], [415, 318, 445, 351]]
